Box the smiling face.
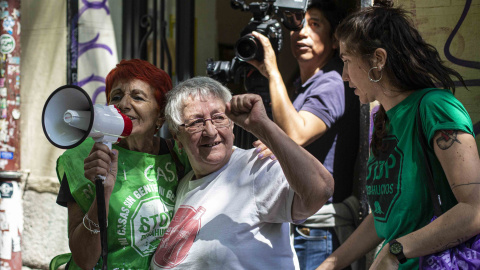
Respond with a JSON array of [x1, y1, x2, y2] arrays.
[[290, 8, 336, 66], [174, 95, 234, 179], [108, 79, 162, 138], [339, 42, 380, 104]]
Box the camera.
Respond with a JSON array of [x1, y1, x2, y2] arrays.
[[207, 0, 308, 85], [207, 0, 308, 148], [234, 2, 283, 62]]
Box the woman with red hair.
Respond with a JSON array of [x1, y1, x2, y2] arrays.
[[55, 59, 190, 269]]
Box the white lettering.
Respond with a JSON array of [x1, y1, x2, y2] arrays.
[[123, 196, 136, 208], [82, 184, 94, 200], [164, 162, 176, 182], [144, 165, 156, 182]]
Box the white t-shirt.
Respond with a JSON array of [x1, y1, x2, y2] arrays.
[[151, 148, 299, 270]]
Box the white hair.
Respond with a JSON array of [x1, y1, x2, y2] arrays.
[[165, 76, 233, 134]]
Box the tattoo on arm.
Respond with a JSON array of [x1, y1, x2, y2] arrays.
[[443, 236, 470, 250], [436, 130, 461, 150], [451, 182, 480, 190]]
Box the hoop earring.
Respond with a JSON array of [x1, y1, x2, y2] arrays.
[[368, 67, 383, 83]]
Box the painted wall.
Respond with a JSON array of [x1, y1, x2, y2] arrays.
[[401, 0, 480, 149]]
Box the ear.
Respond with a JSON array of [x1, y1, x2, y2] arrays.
[[373, 48, 387, 70], [172, 131, 183, 149]]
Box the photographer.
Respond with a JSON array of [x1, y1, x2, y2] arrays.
[[248, 1, 361, 269]]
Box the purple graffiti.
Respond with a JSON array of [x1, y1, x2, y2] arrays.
[[78, 33, 113, 57], [92, 86, 107, 105], [77, 74, 107, 104], [77, 74, 105, 87], [444, 0, 480, 71], [79, 0, 110, 17], [70, 0, 112, 68]]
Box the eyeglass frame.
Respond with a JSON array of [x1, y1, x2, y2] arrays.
[[179, 112, 232, 134]]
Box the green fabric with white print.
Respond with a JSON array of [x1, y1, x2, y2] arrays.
[[56, 137, 190, 270]]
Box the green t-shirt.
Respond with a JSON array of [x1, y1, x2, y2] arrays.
[[56, 138, 190, 269], [366, 88, 474, 269]]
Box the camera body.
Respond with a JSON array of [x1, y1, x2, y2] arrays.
[[235, 3, 283, 62], [207, 0, 307, 85]]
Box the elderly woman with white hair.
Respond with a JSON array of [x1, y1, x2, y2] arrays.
[[151, 76, 334, 270]]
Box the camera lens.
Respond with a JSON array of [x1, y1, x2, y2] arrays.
[[235, 34, 262, 61]]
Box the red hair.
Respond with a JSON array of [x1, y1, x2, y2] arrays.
[[105, 59, 172, 116]]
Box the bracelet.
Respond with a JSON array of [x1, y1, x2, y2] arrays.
[[83, 213, 100, 234]]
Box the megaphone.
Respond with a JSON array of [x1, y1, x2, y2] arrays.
[[42, 85, 132, 150], [42, 85, 132, 269]]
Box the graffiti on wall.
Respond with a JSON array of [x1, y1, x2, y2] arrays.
[[69, 0, 117, 105], [442, 0, 480, 135]]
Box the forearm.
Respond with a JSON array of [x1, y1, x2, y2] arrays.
[[252, 119, 334, 219], [69, 192, 112, 269], [268, 71, 328, 146], [399, 202, 480, 259], [319, 214, 382, 270], [268, 72, 311, 145]]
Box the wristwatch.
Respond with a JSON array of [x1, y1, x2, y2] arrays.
[[388, 239, 407, 264]]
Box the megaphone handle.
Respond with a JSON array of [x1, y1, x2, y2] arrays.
[[95, 175, 108, 270], [95, 141, 112, 270]]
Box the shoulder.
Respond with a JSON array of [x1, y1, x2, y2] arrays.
[[419, 89, 467, 115], [307, 70, 344, 92]]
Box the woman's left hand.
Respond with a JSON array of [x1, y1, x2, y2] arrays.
[[369, 245, 399, 270], [253, 140, 276, 160]]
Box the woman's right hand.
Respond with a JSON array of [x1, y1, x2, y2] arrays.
[[83, 142, 118, 192], [247, 31, 281, 79]]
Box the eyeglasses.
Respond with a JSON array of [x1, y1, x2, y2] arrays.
[[180, 113, 232, 134]]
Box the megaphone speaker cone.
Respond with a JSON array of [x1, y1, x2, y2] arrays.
[[42, 85, 94, 149]]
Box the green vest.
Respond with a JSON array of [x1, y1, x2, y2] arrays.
[[56, 138, 190, 269], [367, 88, 473, 269]]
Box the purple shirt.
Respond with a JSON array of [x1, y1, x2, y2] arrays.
[[292, 57, 359, 203]]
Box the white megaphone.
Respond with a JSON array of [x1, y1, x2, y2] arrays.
[[42, 85, 132, 269], [42, 85, 132, 150]]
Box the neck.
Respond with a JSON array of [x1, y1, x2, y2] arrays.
[[118, 134, 160, 154], [378, 86, 415, 111], [298, 55, 331, 84]]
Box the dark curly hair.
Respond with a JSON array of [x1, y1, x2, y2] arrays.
[[335, 0, 466, 156]]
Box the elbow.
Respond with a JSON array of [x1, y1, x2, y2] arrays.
[[288, 134, 310, 147], [324, 174, 334, 200], [300, 174, 335, 218], [313, 172, 335, 212]]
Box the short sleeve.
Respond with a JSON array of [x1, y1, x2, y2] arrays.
[[253, 161, 295, 223], [56, 174, 76, 207], [298, 72, 346, 128], [420, 90, 474, 148]]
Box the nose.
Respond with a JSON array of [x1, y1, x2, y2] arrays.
[[116, 95, 132, 113], [297, 23, 309, 38], [202, 120, 218, 137]]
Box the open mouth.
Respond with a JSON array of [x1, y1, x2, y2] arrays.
[[202, 141, 221, 147]]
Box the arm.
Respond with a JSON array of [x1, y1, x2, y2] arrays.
[[68, 143, 118, 269], [249, 31, 328, 146], [370, 130, 480, 269], [317, 213, 383, 270], [226, 94, 334, 220]]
